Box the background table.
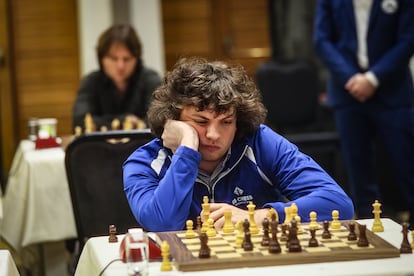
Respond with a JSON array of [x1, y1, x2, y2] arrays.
[[0, 250, 20, 276], [75, 218, 413, 276], [0, 140, 77, 275]]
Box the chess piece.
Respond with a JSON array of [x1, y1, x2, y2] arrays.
[[223, 209, 235, 233], [206, 218, 217, 237], [371, 200, 384, 232], [74, 126, 82, 137], [123, 116, 134, 130], [288, 219, 302, 252], [280, 223, 288, 242], [100, 125, 108, 132], [284, 206, 291, 225], [357, 224, 369, 247], [108, 224, 118, 243], [136, 117, 146, 130], [400, 222, 413, 254], [160, 241, 173, 271], [261, 217, 270, 246], [185, 220, 196, 239], [347, 222, 358, 241], [322, 221, 331, 239], [242, 219, 253, 251], [331, 210, 341, 230], [308, 228, 319, 247], [196, 216, 202, 232], [235, 220, 244, 247], [247, 202, 259, 235], [198, 232, 211, 258], [309, 211, 319, 230], [290, 203, 298, 221], [111, 118, 121, 130], [284, 203, 298, 225], [201, 196, 210, 233], [267, 208, 279, 222], [411, 230, 414, 250], [295, 215, 303, 234], [268, 219, 281, 253], [84, 113, 96, 133]]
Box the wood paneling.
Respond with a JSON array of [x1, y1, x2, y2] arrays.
[[162, 0, 214, 69], [162, 0, 271, 76], [10, 0, 80, 140], [0, 0, 16, 176]]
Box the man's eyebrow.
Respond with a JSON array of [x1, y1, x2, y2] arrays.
[[191, 112, 235, 120]]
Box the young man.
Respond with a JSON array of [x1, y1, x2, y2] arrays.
[[72, 24, 161, 131], [123, 57, 354, 232]]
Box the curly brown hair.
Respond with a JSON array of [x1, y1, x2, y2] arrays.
[[147, 57, 267, 141]]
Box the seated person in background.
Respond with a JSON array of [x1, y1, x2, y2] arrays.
[[72, 24, 161, 131], [123, 57, 354, 232]]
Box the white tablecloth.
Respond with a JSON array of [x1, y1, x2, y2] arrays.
[[75, 218, 414, 276], [0, 250, 20, 276], [0, 140, 77, 276], [0, 140, 76, 249]]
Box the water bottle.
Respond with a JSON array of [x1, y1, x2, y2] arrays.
[[125, 228, 149, 276]]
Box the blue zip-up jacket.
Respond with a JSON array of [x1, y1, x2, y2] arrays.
[[123, 125, 354, 232]]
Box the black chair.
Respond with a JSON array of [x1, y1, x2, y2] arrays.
[[255, 58, 319, 133], [255, 59, 346, 189], [65, 129, 155, 259]]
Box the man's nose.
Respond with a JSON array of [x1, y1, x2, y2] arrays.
[[206, 125, 220, 140]]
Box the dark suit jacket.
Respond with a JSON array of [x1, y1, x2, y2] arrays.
[[313, 0, 414, 108]]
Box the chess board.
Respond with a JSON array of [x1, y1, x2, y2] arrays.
[[156, 220, 400, 272]]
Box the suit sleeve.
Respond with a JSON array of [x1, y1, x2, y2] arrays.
[[313, 0, 360, 86]]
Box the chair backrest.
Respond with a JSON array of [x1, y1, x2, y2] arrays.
[[255, 58, 319, 133], [65, 129, 155, 247]]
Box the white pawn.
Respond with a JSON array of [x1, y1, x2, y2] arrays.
[[185, 220, 196, 239], [309, 211, 319, 230], [206, 218, 216, 237], [331, 210, 341, 230]]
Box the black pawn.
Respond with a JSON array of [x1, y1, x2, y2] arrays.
[[400, 222, 413, 254], [280, 224, 288, 242], [268, 219, 281, 253], [357, 224, 369, 247], [322, 220, 331, 239], [261, 217, 270, 246], [242, 219, 253, 251], [288, 219, 302, 252], [308, 228, 319, 247], [198, 232, 211, 258], [347, 222, 357, 241]]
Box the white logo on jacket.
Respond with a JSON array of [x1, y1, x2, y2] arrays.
[[381, 0, 398, 14], [232, 187, 253, 206]]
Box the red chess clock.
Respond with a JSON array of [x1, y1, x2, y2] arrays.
[[119, 235, 162, 262]]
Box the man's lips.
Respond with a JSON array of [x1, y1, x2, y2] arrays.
[[201, 144, 220, 151]]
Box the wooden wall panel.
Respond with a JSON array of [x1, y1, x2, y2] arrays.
[[0, 0, 16, 175], [162, 0, 214, 69], [11, 0, 80, 140], [161, 0, 270, 76]]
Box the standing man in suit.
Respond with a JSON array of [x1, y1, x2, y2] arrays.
[[313, 0, 414, 228]]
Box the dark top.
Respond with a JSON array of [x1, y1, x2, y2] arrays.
[[72, 64, 162, 130]]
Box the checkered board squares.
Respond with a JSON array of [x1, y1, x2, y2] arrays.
[[156, 220, 399, 272], [177, 226, 373, 259]]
